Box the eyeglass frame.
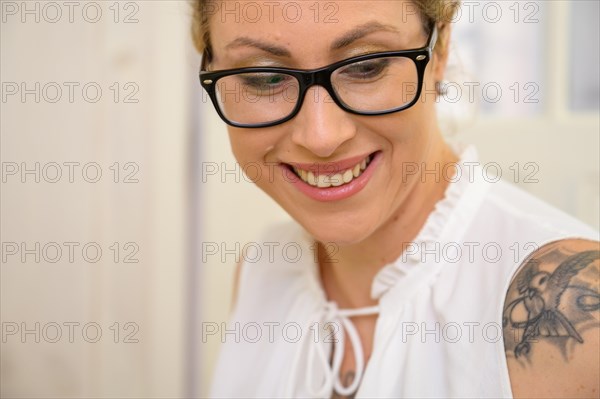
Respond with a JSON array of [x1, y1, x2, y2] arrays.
[[199, 25, 438, 128]]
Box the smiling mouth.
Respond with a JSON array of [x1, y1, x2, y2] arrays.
[[288, 153, 374, 188]]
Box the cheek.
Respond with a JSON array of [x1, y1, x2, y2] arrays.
[[355, 108, 435, 194], [355, 102, 434, 150], [229, 137, 252, 166], [227, 128, 286, 190], [227, 126, 274, 164]]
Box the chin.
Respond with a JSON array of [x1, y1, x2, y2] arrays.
[[295, 211, 379, 247]]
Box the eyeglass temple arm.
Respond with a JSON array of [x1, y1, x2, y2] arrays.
[[429, 25, 439, 54], [200, 49, 211, 71]]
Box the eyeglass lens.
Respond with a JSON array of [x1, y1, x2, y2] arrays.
[[213, 55, 419, 125]]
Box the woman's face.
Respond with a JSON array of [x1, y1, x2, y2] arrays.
[[209, 0, 447, 245]]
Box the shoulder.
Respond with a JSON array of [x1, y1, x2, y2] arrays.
[[502, 238, 600, 398]]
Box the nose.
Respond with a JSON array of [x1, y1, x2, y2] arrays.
[[289, 86, 356, 158]]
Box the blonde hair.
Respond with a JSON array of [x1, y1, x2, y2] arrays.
[[191, 0, 461, 60]]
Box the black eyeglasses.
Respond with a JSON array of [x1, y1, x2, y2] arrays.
[[199, 26, 438, 128]]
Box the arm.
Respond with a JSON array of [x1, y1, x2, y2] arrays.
[[503, 239, 600, 399]]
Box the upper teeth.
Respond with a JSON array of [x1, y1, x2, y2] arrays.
[[293, 155, 371, 188]]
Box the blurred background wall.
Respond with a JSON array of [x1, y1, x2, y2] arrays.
[[1, 1, 598, 398], [1, 1, 197, 397]]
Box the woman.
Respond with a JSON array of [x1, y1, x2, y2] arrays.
[[193, 1, 600, 397]]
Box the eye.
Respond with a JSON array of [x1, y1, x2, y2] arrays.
[[539, 276, 547, 284], [338, 58, 390, 80], [239, 73, 291, 89]]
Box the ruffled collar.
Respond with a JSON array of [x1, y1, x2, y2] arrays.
[[288, 143, 486, 398], [370, 143, 482, 300]]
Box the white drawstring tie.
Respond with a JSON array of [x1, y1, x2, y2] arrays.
[[285, 301, 380, 398]]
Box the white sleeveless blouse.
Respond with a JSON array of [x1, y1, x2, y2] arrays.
[[209, 145, 599, 398]]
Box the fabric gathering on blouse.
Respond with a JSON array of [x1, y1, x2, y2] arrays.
[[209, 144, 599, 398]]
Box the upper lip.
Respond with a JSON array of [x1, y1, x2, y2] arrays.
[[284, 152, 375, 175]]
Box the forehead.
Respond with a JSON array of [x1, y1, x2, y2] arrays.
[[208, 1, 424, 52]]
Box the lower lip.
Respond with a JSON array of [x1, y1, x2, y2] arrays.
[[283, 152, 381, 202]]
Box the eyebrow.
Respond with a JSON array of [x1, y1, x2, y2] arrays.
[[224, 21, 400, 57], [225, 37, 291, 57], [330, 21, 400, 50]]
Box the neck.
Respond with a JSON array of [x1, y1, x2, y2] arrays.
[[318, 136, 459, 309]]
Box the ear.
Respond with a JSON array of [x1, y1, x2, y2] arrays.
[[432, 23, 452, 83]]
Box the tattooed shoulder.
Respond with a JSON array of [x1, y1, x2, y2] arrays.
[[503, 239, 600, 398]]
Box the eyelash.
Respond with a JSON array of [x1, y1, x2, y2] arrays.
[[338, 59, 390, 79]]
